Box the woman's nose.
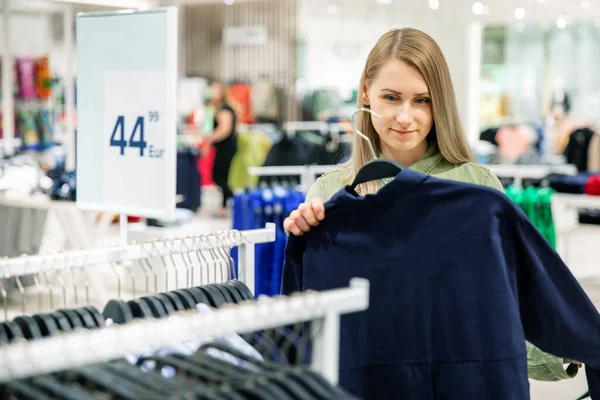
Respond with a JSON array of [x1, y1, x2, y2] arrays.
[[395, 103, 412, 126]]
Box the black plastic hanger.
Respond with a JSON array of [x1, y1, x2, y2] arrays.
[[104, 361, 183, 396], [84, 306, 106, 328], [13, 316, 43, 340], [50, 311, 73, 332], [4, 380, 54, 400], [32, 314, 60, 337], [73, 308, 97, 329], [350, 159, 403, 190], [228, 280, 253, 301], [213, 283, 237, 304], [58, 308, 85, 329], [139, 296, 168, 319], [29, 375, 99, 400], [197, 285, 226, 307], [164, 292, 186, 311], [102, 300, 134, 324], [0, 322, 9, 344], [181, 352, 295, 400], [155, 293, 176, 315], [172, 289, 197, 309], [127, 299, 153, 319], [3, 320, 24, 341], [65, 365, 155, 400], [187, 287, 212, 306]]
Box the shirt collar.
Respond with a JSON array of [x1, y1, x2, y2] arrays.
[[379, 140, 442, 172]]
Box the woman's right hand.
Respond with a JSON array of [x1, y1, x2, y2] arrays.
[[283, 198, 326, 236]]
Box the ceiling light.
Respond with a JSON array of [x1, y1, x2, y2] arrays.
[[377, 0, 394, 4], [327, 3, 338, 14], [556, 15, 567, 29], [429, 0, 439, 10], [514, 7, 525, 20], [582, 0, 592, 9], [472, 1, 484, 15], [224, 0, 234, 4]]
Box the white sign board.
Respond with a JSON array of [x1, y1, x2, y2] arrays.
[[76, 8, 178, 219], [223, 26, 268, 46]]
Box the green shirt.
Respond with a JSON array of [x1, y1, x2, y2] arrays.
[[305, 143, 575, 382]]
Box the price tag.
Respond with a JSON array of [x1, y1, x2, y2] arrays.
[[76, 8, 177, 219], [102, 71, 168, 213]]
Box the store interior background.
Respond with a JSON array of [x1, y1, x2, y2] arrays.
[[1, 0, 600, 398]]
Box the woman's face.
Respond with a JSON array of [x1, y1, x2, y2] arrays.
[[363, 59, 433, 162], [210, 83, 225, 104]]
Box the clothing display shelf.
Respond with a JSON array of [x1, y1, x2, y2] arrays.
[[1, 0, 75, 169], [487, 164, 578, 187], [552, 193, 600, 266], [0, 277, 370, 385], [249, 165, 338, 193], [1, 223, 276, 298]]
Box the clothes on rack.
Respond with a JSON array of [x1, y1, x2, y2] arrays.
[[282, 168, 600, 399], [547, 172, 600, 224], [565, 128, 596, 172], [232, 186, 304, 296], [176, 147, 201, 212], [505, 185, 556, 248], [227, 131, 272, 192]]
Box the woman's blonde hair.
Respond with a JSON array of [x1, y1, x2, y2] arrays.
[[345, 28, 475, 195]]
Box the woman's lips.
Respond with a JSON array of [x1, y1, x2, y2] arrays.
[[391, 129, 416, 135]]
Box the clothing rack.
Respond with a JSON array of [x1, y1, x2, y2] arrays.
[[248, 165, 338, 192], [487, 164, 578, 187], [1, 223, 276, 300], [0, 277, 370, 385]]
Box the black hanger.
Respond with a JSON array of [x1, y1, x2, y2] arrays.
[[64, 365, 156, 400], [350, 159, 403, 190], [207, 342, 347, 400], [155, 293, 177, 315], [222, 282, 243, 303], [228, 280, 254, 301], [72, 308, 97, 329], [2, 320, 24, 341], [58, 308, 85, 329], [164, 292, 186, 311], [139, 296, 168, 318], [211, 283, 236, 304], [32, 314, 60, 337], [182, 352, 296, 400], [29, 375, 99, 400], [104, 361, 184, 397], [127, 299, 153, 319], [197, 285, 226, 307], [0, 322, 9, 344], [13, 316, 43, 340], [148, 355, 277, 400], [186, 287, 213, 306], [84, 306, 106, 328], [102, 300, 134, 324], [49, 311, 73, 332], [3, 380, 55, 400], [172, 289, 198, 309]]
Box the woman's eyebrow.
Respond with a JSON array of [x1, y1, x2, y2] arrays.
[[380, 88, 430, 96]]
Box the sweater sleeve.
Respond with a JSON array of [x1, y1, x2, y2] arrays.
[[511, 208, 600, 396], [281, 234, 305, 295]]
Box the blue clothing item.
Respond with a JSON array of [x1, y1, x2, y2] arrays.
[[282, 168, 600, 400]]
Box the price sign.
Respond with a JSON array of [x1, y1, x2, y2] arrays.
[[76, 8, 178, 219]]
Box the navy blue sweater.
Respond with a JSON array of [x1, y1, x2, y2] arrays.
[[282, 168, 600, 400]]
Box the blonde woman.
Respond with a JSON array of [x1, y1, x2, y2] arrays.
[[283, 28, 579, 382]]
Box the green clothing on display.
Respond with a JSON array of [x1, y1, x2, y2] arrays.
[[305, 141, 574, 382], [227, 132, 272, 192]]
